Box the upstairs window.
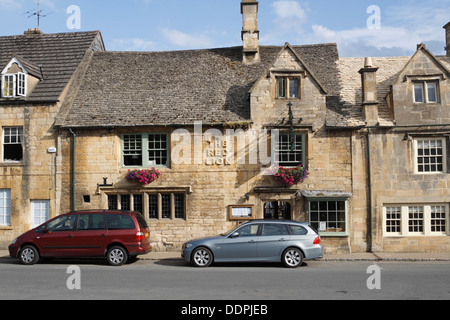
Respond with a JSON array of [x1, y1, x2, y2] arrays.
[[2, 127, 23, 162], [413, 81, 439, 103], [1, 73, 27, 98], [273, 132, 305, 167], [276, 77, 300, 99], [414, 138, 446, 174], [122, 133, 169, 168]]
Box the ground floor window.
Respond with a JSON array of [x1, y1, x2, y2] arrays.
[[383, 204, 449, 236], [30, 200, 50, 229], [307, 199, 348, 235], [0, 189, 11, 226], [107, 192, 186, 220]]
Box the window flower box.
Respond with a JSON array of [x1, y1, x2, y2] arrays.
[[270, 164, 309, 187], [126, 168, 162, 185]]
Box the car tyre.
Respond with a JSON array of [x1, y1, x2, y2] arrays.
[[107, 246, 128, 266], [282, 247, 304, 268], [191, 247, 213, 268], [19, 245, 40, 265]]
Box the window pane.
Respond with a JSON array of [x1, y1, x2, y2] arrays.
[[277, 77, 287, 98], [148, 194, 158, 219], [408, 206, 424, 233], [133, 194, 143, 214], [431, 206, 446, 233], [174, 194, 185, 219], [123, 134, 143, 166], [275, 133, 303, 167], [309, 200, 346, 233], [161, 194, 171, 219], [416, 139, 444, 173], [148, 134, 168, 166], [414, 83, 424, 103], [3, 127, 23, 162], [0, 190, 11, 226], [427, 83, 437, 103], [108, 195, 118, 210], [289, 78, 299, 98]]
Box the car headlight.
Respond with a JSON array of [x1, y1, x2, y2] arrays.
[[11, 238, 17, 245], [183, 243, 193, 249]]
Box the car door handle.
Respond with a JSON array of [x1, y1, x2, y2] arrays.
[[66, 235, 73, 238], [100, 234, 107, 238], [248, 240, 256, 243], [279, 238, 287, 241]]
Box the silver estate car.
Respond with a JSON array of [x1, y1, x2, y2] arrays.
[[182, 220, 323, 268]]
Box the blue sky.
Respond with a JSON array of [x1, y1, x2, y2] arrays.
[[0, 0, 449, 57]]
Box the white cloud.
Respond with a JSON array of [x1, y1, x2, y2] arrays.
[[272, 0, 306, 20], [160, 28, 213, 49], [262, 0, 308, 44]]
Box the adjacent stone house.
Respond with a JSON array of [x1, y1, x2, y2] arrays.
[[0, 29, 105, 247], [1, 1, 449, 254]]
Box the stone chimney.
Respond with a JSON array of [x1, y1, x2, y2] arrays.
[[359, 57, 379, 126], [241, 0, 260, 64], [24, 28, 43, 36], [444, 22, 450, 57]]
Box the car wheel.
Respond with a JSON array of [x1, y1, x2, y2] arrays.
[[191, 247, 213, 267], [282, 247, 304, 268], [19, 245, 40, 265], [107, 246, 128, 266]]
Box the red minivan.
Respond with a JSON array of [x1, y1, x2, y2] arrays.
[[8, 210, 152, 266]]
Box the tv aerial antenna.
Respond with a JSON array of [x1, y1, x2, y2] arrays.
[[25, 0, 50, 29]]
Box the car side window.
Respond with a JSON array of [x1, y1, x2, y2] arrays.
[[77, 214, 106, 231], [289, 225, 308, 235], [236, 224, 259, 237], [106, 214, 135, 230], [47, 215, 77, 232], [261, 224, 289, 236]]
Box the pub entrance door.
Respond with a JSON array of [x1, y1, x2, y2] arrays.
[[263, 201, 291, 220]]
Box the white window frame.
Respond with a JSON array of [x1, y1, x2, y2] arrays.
[[413, 137, 446, 174], [0, 189, 11, 227], [30, 200, 50, 229], [383, 204, 449, 237], [2, 127, 23, 163], [17, 72, 27, 97], [2, 74, 16, 98]]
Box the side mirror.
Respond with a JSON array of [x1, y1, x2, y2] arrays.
[[230, 232, 240, 238]]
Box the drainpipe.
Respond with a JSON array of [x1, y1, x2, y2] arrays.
[[68, 128, 76, 212], [366, 128, 373, 253]]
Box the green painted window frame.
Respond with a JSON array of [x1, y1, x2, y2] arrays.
[[306, 198, 349, 237], [121, 133, 170, 168]]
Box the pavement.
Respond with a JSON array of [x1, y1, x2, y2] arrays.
[[2, 249, 450, 262]]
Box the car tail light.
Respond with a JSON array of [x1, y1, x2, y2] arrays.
[[135, 232, 145, 241], [313, 236, 321, 245]]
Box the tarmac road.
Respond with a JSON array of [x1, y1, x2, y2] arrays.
[[0, 256, 449, 301]]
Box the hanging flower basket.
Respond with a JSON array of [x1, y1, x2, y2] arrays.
[[270, 164, 309, 187], [126, 168, 162, 185]]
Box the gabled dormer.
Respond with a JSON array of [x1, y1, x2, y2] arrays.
[[1, 55, 42, 99], [250, 43, 328, 129], [391, 44, 450, 125]]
